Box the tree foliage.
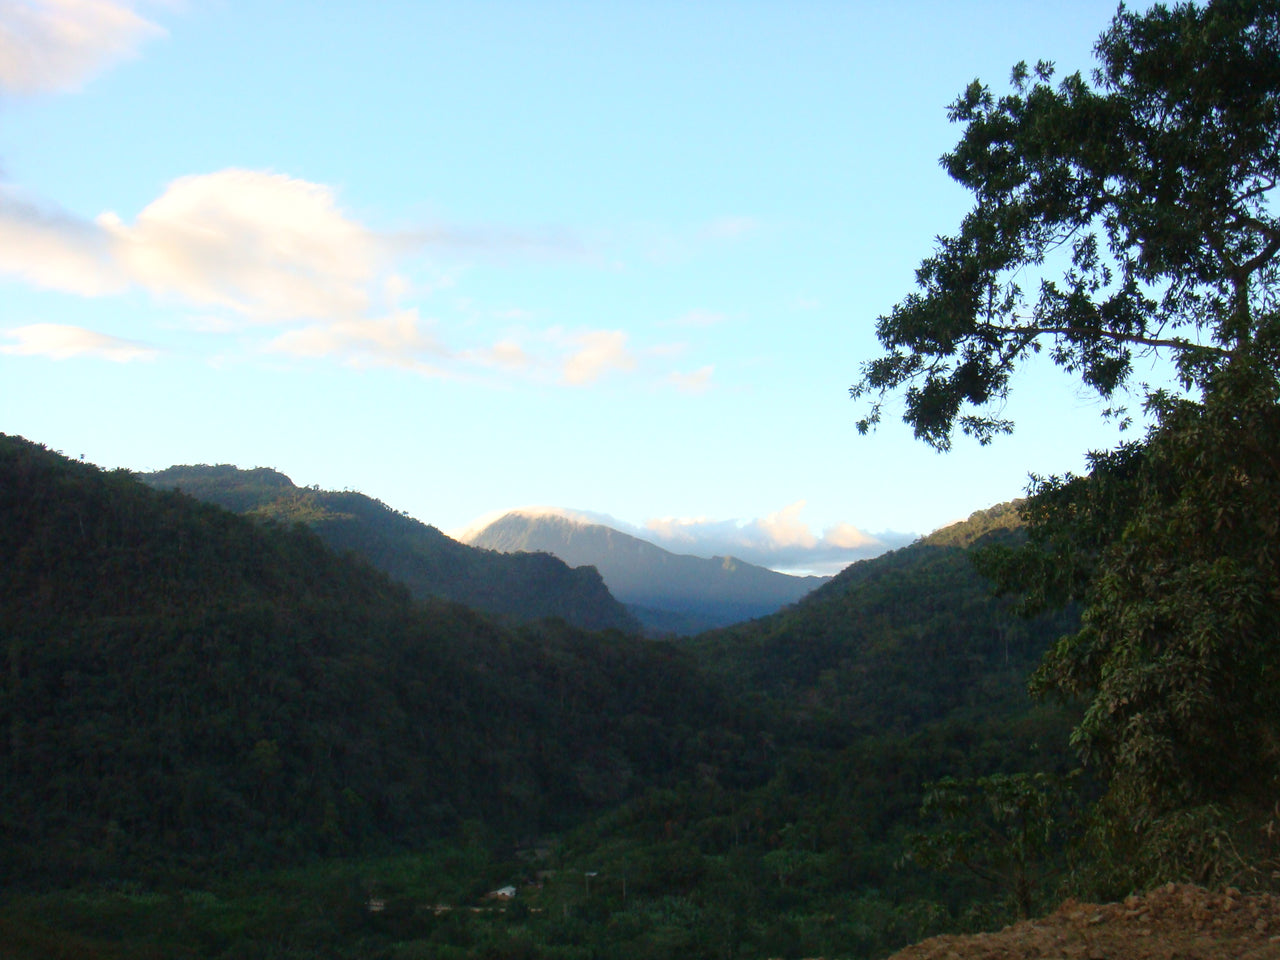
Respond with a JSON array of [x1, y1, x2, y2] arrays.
[[853, 0, 1280, 886], [980, 367, 1280, 885], [2, 436, 1082, 952], [909, 771, 1080, 919], [852, 0, 1280, 449]]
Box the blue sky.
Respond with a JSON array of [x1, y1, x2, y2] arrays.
[[0, 0, 1160, 574]]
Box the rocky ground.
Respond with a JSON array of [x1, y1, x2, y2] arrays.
[[889, 884, 1280, 960]]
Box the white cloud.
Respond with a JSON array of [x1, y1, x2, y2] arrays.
[[1, 322, 158, 361], [0, 171, 391, 322], [482, 338, 533, 370], [265, 308, 446, 371], [824, 522, 880, 550], [640, 500, 914, 575], [0, 170, 710, 387], [455, 502, 915, 576], [0, 192, 124, 294], [0, 0, 164, 94], [755, 500, 818, 549], [100, 169, 388, 321], [383, 273, 412, 303], [561, 329, 635, 385], [667, 365, 713, 394]]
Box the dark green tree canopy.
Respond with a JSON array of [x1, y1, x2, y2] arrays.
[[856, 0, 1280, 887], [853, 0, 1280, 449], [978, 368, 1280, 877]]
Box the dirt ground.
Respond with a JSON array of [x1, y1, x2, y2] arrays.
[[889, 884, 1280, 960]]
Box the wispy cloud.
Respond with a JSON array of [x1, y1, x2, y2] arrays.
[[561, 329, 636, 385], [397, 223, 591, 263], [643, 215, 761, 263], [0, 169, 711, 388], [458, 326, 705, 390], [1, 322, 158, 361], [264, 308, 449, 372], [700, 216, 758, 240], [493, 307, 534, 321], [465, 338, 533, 372], [0, 0, 164, 94], [667, 365, 713, 394]]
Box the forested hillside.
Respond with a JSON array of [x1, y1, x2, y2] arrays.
[[497, 511, 1087, 958], [688, 518, 1069, 731], [141, 464, 639, 633], [0, 435, 1086, 958], [0, 436, 759, 885]]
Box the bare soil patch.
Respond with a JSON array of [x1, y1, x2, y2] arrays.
[[890, 884, 1280, 960]]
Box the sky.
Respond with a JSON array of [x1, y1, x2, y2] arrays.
[[0, 0, 1164, 575]]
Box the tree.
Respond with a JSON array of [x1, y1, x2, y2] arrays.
[[852, 0, 1280, 450], [978, 369, 1280, 888], [908, 772, 1078, 920], [853, 0, 1280, 886]]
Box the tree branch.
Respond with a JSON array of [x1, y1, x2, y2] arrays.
[[1239, 234, 1280, 281], [976, 322, 1231, 357]]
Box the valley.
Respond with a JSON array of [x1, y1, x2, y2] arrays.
[[0, 434, 1076, 958], [3, 0, 1276, 957]]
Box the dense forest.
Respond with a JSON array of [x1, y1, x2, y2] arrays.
[[1, 437, 765, 882], [0, 435, 1081, 958]]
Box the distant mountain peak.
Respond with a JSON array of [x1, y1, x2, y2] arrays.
[[462, 509, 829, 634], [452, 505, 617, 543]]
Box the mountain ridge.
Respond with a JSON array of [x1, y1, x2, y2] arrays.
[[463, 510, 829, 633], [141, 464, 640, 633]]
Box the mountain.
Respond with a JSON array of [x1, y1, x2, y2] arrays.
[[0, 435, 757, 881], [515, 505, 1085, 959], [460, 509, 830, 633], [687, 505, 1053, 728], [2, 444, 1093, 955], [139, 465, 639, 633]]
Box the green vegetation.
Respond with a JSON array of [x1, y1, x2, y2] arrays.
[[1, 436, 755, 886], [921, 502, 1023, 549], [907, 770, 1080, 920], [985, 371, 1280, 890], [0, 435, 1075, 956], [855, 0, 1280, 894]]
